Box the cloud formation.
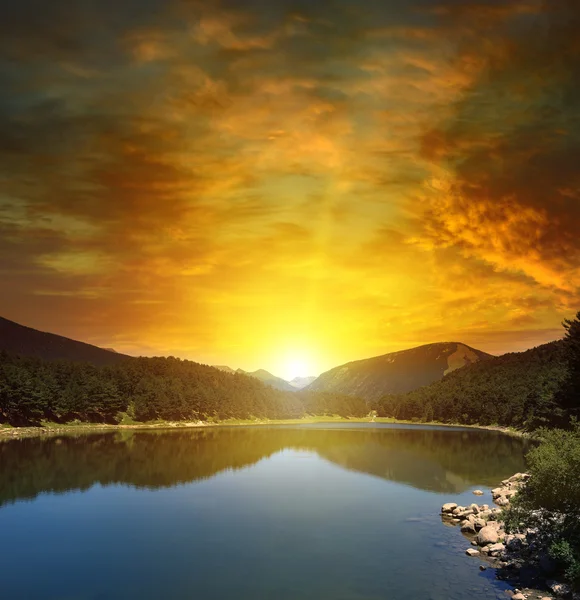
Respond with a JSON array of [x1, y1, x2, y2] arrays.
[[1, 0, 577, 375]]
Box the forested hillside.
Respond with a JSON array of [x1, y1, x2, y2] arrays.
[[0, 352, 367, 426], [373, 341, 568, 428]]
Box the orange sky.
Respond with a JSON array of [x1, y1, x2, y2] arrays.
[[1, 0, 579, 379]]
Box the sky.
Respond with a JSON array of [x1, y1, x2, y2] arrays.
[[1, 0, 579, 379]]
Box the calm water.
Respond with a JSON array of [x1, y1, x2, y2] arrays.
[[0, 423, 530, 600]]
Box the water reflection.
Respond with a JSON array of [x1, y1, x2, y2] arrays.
[[0, 424, 529, 505]]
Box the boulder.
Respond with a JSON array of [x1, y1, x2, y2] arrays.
[[487, 542, 505, 555], [506, 536, 523, 552], [547, 581, 571, 597], [508, 473, 528, 482], [481, 504, 489, 511], [470, 503, 480, 514], [441, 503, 458, 513], [512, 594, 525, 600], [474, 518, 487, 531], [465, 548, 479, 556], [477, 526, 499, 546], [473, 490, 484, 496], [496, 496, 510, 507], [461, 520, 477, 534]]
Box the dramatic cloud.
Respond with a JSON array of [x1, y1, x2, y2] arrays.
[[1, 0, 577, 376]]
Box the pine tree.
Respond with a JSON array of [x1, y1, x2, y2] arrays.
[[558, 311, 580, 423]]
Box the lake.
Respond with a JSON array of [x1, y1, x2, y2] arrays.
[[0, 423, 530, 600]]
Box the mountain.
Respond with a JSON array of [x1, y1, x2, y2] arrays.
[[0, 316, 130, 366], [289, 375, 317, 389], [306, 342, 491, 400], [213, 365, 297, 391], [214, 365, 236, 374], [239, 368, 297, 392], [376, 341, 567, 427]]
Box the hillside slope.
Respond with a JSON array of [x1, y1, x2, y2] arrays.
[[376, 341, 566, 427], [0, 316, 129, 366], [307, 342, 491, 400]]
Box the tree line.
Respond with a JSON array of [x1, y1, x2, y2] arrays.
[[2, 311, 578, 429], [0, 353, 368, 426]]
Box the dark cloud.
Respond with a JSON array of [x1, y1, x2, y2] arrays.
[[418, 0, 580, 303]]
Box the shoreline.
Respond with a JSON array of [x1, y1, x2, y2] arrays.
[[441, 474, 572, 600], [0, 416, 526, 440]]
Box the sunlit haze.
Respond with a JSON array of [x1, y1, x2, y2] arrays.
[[1, 0, 579, 377]]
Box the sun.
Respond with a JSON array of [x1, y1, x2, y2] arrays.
[[283, 358, 310, 381]]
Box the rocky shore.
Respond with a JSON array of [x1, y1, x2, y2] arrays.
[[441, 473, 577, 600]]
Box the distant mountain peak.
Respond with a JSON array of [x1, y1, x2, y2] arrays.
[[214, 365, 236, 374], [289, 375, 317, 389]]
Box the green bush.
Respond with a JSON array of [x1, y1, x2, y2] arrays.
[[504, 423, 580, 591], [549, 539, 580, 589], [522, 423, 580, 514]]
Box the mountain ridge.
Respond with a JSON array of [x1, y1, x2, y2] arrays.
[[0, 316, 130, 366], [306, 342, 492, 400]]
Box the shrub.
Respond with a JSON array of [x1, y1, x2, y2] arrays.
[[521, 423, 580, 514]]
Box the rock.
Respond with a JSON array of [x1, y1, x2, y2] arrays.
[[442, 503, 458, 513], [461, 520, 477, 534], [470, 503, 480, 514], [452, 507, 463, 516], [471, 540, 478, 546], [506, 536, 524, 552], [477, 526, 499, 546], [496, 496, 510, 507], [465, 548, 479, 556], [479, 565, 487, 571], [508, 473, 529, 482], [473, 490, 484, 495], [488, 542, 505, 555], [547, 581, 571, 597], [474, 518, 487, 531], [512, 594, 525, 600]]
